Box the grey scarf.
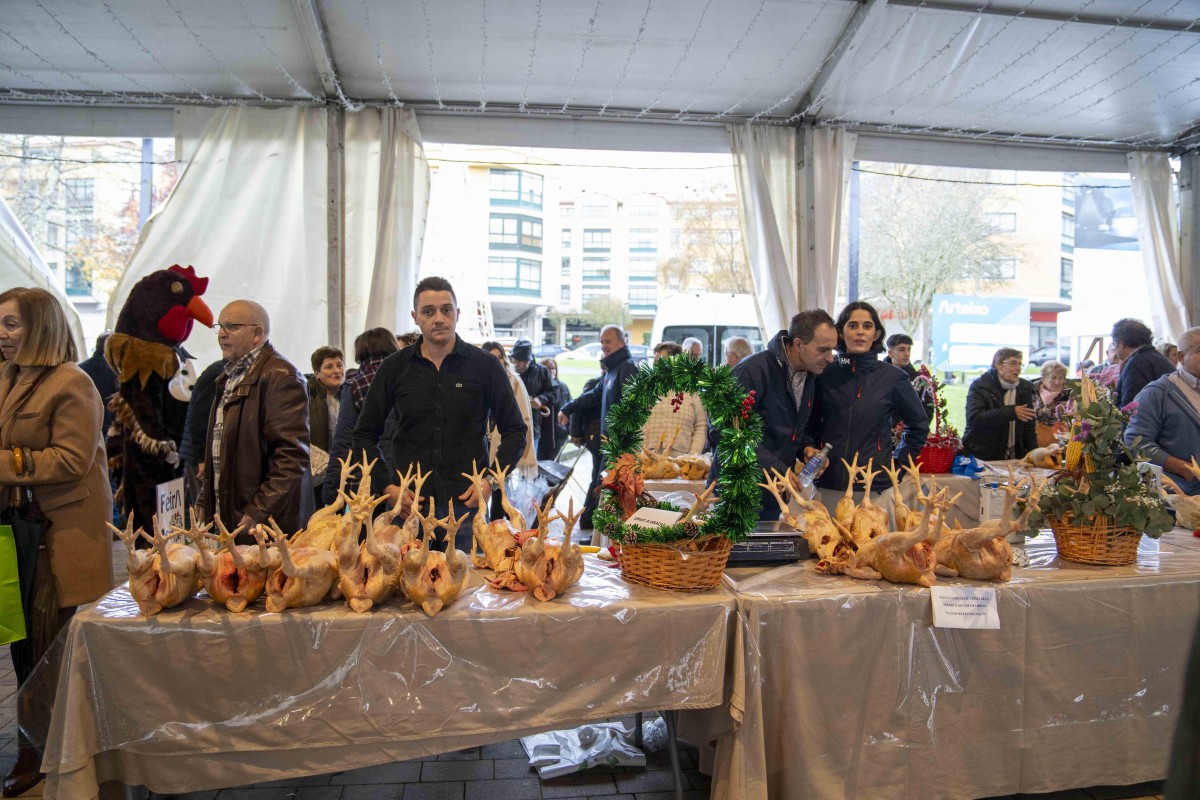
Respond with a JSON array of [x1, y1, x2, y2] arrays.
[[998, 374, 1019, 458]]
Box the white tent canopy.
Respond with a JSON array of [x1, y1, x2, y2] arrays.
[[0, 0, 1197, 149]]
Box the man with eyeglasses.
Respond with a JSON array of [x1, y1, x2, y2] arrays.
[[962, 347, 1038, 461], [200, 300, 311, 538]]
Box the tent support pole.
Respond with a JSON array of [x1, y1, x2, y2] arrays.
[[1182, 152, 1199, 327], [799, 123, 816, 311], [327, 101, 345, 350]]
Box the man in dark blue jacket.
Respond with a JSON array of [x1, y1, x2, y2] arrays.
[[559, 325, 640, 530], [1114, 318, 1176, 408], [710, 309, 838, 520]]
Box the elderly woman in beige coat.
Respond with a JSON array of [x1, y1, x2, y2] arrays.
[[0, 287, 113, 797]]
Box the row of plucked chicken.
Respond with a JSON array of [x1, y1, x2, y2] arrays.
[[760, 456, 1044, 587], [109, 456, 586, 618]]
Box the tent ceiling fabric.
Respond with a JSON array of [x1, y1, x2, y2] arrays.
[[1, 0, 1198, 149]]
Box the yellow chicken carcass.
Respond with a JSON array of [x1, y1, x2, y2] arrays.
[[834, 453, 860, 525], [109, 516, 201, 616], [934, 472, 1036, 582], [819, 488, 955, 587], [846, 460, 890, 547], [264, 517, 340, 611], [1160, 457, 1200, 530], [758, 470, 847, 562], [401, 503, 471, 616], [292, 454, 355, 550], [514, 498, 586, 602]]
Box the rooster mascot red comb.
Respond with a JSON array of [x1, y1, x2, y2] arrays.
[[106, 264, 212, 532]]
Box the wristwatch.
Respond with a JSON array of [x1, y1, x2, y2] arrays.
[[486, 475, 501, 495]]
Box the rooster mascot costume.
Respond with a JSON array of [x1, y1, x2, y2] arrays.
[[106, 264, 213, 530]]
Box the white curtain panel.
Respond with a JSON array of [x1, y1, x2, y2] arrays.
[[809, 127, 857, 313], [0, 194, 86, 355], [345, 108, 431, 347], [730, 124, 799, 336], [109, 106, 328, 370], [1127, 151, 1189, 344]]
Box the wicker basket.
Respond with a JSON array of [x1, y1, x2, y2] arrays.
[[916, 445, 956, 474], [617, 535, 733, 592], [1048, 514, 1142, 566]]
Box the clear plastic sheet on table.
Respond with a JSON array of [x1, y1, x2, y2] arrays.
[[27, 556, 735, 800], [682, 528, 1200, 800]]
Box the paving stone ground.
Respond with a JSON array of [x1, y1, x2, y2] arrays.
[[0, 475, 1171, 799]]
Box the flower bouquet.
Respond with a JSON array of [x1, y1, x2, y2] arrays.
[[1023, 372, 1173, 565]]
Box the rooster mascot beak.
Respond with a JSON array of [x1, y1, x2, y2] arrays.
[[186, 294, 213, 328]]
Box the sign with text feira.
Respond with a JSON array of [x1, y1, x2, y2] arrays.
[[931, 294, 1030, 370], [155, 477, 186, 538]]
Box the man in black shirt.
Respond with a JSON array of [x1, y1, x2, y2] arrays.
[[351, 277, 527, 550]]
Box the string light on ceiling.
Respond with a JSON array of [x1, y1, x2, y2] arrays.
[[599, 0, 654, 115], [561, 0, 603, 113], [785, 1, 929, 124], [477, 0, 489, 111], [98, 0, 233, 105], [234, 0, 322, 102], [710, 0, 832, 121], [952, 0, 1170, 132], [34, 0, 187, 105], [518, 0, 544, 112], [420, 0, 445, 109], [360, 0, 401, 105], [163, 0, 278, 103], [635, 0, 714, 118], [674, 0, 769, 120]]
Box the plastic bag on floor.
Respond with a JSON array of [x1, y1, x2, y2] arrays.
[[521, 721, 646, 779], [641, 715, 667, 752]]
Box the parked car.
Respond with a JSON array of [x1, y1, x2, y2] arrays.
[[1028, 344, 1071, 367], [533, 344, 566, 359], [628, 344, 651, 365], [557, 342, 605, 362]]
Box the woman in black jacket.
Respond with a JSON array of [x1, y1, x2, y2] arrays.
[[809, 302, 929, 504], [961, 347, 1037, 461]]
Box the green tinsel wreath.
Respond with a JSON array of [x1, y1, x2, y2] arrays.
[[594, 355, 763, 545]]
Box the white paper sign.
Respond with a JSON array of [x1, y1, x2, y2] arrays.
[[931, 586, 1000, 629], [624, 507, 683, 528], [155, 477, 186, 537]]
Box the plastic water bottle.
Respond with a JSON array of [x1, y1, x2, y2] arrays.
[[797, 443, 833, 488]]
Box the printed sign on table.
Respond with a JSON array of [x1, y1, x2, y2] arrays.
[[931, 585, 1000, 629], [155, 477, 186, 538]]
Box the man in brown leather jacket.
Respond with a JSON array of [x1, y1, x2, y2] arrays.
[[200, 300, 311, 536]]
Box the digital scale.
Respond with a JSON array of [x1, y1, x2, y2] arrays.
[[727, 521, 809, 564]]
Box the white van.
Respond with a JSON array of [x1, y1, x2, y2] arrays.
[[649, 292, 766, 368]]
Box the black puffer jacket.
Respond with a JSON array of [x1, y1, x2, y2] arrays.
[[810, 352, 929, 492], [561, 346, 639, 435], [961, 369, 1037, 461], [708, 330, 816, 520], [1116, 344, 1176, 408]]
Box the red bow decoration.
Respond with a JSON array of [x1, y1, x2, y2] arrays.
[[602, 453, 644, 519]]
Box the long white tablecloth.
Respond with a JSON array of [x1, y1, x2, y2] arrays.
[[682, 529, 1200, 800], [36, 558, 735, 800]]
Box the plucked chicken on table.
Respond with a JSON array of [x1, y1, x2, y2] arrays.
[[334, 461, 392, 613], [264, 517, 340, 611], [513, 497, 585, 602], [1160, 457, 1200, 530], [292, 454, 354, 550], [186, 517, 271, 612], [818, 487, 956, 587], [401, 502, 471, 616], [758, 469, 847, 562], [933, 470, 1041, 582], [109, 517, 201, 616], [843, 460, 891, 547], [462, 462, 529, 578]]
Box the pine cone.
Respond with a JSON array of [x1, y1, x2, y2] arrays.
[[624, 529, 639, 545], [683, 521, 700, 538], [604, 522, 618, 538]]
